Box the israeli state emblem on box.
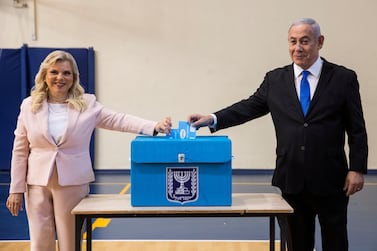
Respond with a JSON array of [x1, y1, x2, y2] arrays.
[[166, 167, 199, 204]]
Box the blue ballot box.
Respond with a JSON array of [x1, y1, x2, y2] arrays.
[[130, 136, 232, 206]]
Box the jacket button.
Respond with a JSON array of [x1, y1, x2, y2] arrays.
[[304, 123, 308, 127], [300, 146, 305, 151]]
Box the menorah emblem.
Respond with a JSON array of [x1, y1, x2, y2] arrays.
[[174, 171, 191, 195], [166, 167, 199, 204]]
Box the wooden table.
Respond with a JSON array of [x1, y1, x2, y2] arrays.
[[72, 193, 293, 251]]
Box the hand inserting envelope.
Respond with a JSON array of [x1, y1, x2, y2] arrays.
[[167, 121, 196, 139]]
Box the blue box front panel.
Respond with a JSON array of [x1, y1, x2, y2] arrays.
[[130, 136, 232, 206]]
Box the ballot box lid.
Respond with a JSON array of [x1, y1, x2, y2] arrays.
[[131, 136, 231, 164]]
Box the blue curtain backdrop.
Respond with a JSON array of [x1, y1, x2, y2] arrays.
[[0, 45, 95, 170]]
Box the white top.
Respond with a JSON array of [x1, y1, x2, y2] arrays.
[[48, 103, 68, 144]]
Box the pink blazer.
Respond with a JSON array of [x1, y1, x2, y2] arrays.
[[9, 94, 157, 193]]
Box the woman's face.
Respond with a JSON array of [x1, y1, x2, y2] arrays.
[[45, 60, 74, 99]]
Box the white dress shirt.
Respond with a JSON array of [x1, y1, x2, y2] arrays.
[[293, 57, 323, 100]]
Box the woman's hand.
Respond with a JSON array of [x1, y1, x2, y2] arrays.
[[6, 193, 24, 216], [154, 117, 172, 135]]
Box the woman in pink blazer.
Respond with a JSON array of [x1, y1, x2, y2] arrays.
[[6, 50, 171, 251]]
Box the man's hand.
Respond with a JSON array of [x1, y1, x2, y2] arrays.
[[343, 171, 364, 196], [187, 114, 214, 129]]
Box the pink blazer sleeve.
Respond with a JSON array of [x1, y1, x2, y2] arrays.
[[9, 94, 158, 193]]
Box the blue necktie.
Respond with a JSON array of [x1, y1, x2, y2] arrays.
[[300, 70, 310, 116]]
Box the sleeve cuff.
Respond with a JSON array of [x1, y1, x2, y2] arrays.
[[209, 114, 217, 129]]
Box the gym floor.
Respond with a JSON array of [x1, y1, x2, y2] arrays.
[[1, 170, 376, 251]]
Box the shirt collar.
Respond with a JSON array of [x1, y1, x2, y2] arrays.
[[293, 57, 323, 78]]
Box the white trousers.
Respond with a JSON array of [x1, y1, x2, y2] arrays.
[[25, 167, 89, 251]]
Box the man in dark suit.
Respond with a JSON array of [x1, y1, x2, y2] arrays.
[[188, 18, 368, 251]]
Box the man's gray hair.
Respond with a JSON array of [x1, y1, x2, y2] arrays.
[[289, 18, 321, 38]]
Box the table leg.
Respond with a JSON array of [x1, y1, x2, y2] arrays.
[[280, 223, 286, 251], [75, 215, 85, 251], [270, 216, 275, 251], [86, 217, 93, 251]]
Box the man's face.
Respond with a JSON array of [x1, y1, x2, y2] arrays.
[[288, 24, 324, 69]]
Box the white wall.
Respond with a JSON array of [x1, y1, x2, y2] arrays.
[[1, 0, 376, 170]]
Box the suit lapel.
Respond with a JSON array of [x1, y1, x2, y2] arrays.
[[307, 60, 334, 116], [285, 65, 304, 116], [36, 100, 56, 145], [58, 104, 80, 146]]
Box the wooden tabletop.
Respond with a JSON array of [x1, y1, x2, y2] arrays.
[[71, 193, 293, 216]]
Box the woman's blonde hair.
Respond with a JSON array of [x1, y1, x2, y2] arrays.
[[31, 50, 87, 112]]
